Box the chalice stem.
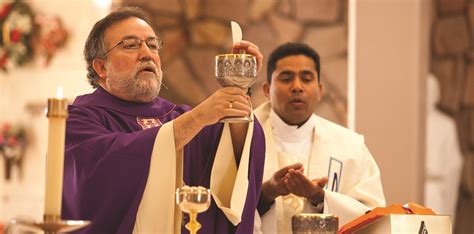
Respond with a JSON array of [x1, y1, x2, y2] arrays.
[[185, 211, 201, 234]]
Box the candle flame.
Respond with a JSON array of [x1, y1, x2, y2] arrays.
[[56, 86, 63, 99]]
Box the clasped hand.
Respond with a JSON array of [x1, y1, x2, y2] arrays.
[[264, 163, 328, 204]]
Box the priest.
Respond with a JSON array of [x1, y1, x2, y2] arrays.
[[61, 6, 265, 234], [254, 42, 385, 233]]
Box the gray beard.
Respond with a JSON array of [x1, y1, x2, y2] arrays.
[[107, 69, 163, 103], [129, 69, 162, 102]]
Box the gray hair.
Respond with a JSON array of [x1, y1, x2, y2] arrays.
[[84, 6, 156, 88]]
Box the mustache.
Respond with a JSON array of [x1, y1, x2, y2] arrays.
[[136, 62, 157, 74]]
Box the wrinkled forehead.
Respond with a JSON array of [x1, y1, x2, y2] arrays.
[[104, 17, 158, 45]]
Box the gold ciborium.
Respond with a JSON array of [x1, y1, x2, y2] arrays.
[[291, 213, 339, 234], [176, 186, 211, 234]]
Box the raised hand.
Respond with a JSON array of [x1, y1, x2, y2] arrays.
[[173, 87, 250, 150], [261, 163, 305, 202], [284, 169, 328, 204], [192, 87, 251, 125], [232, 40, 264, 73]]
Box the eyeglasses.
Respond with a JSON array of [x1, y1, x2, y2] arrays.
[[107, 37, 163, 53]]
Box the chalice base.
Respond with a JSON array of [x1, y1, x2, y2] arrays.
[[10, 215, 90, 234], [220, 116, 253, 123]]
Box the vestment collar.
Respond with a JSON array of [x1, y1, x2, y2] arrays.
[[72, 87, 179, 118], [269, 109, 316, 143]]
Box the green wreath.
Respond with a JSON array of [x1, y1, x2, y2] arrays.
[[0, 0, 35, 71]]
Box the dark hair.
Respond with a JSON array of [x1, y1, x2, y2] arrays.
[[266, 42, 321, 83], [84, 6, 156, 88]]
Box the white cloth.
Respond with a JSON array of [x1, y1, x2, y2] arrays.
[[254, 102, 386, 234], [210, 121, 254, 225], [133, 122, 181, 234], [269, 109, 315, 156], [133, 121, 254, 233], [269, 109, 318, 232], [424, 74, 463, 220]]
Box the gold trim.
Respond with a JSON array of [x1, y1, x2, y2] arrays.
[[47, 98, 68, 118], [43, 214, 60, 222], [294, 213, 338, 219], [215, 54, 255, 59]]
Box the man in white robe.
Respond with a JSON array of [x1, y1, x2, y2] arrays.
[[424, 74, 462, 221], [253, 42, 386, 233]]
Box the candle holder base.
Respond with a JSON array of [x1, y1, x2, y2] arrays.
[[10, 216, 90, 234]]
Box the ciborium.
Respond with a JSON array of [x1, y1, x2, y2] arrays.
[[176, 186, 211, 234], [291, 213, 339, 234], [215, 53, 257, 122]]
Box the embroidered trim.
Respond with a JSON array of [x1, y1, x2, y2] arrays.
[[136, 117, 163, 129]]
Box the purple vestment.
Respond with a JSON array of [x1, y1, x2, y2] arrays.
[[61, 87, 265, 233]]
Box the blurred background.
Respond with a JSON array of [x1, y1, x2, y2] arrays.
[[0, 0, 472, 233]]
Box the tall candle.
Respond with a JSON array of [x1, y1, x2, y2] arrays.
[[44, 86, 68, 220]]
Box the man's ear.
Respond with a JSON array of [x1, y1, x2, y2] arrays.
[[317, 83, 324, 102], [263, 82, 270, 98], [92, 58, 107, 79]]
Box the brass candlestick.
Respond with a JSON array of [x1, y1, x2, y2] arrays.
[[9, 214, 90, 234], [176, 186, 211, 234], [9, 93, 90, 233]]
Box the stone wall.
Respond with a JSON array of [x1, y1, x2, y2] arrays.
[[121, 0, 348, 126], [431, 0, 474, 232]]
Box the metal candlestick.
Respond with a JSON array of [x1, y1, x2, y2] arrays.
[[9, 214, 90, 234]]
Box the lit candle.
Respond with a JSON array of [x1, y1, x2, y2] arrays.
[[44, 86, 68, 221]]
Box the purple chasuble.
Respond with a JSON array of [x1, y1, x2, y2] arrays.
[[61, 87, 265, 234]]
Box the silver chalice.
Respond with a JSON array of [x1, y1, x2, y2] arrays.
[[215, 54, 257, 122]]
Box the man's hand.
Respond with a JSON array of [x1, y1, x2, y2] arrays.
[[261, 163, 304, 203], [173, 87, 250, 150], [232, 40, 264, 73], [285, 169, 329, 204], [193, 87, 251, 126], [174, 40, 262, 152]]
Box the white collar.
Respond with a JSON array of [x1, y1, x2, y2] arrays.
[[269, 109, 316, 143]]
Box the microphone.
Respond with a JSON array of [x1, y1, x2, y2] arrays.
[[156, 69, 168, 90], [158, 79, 168, 90]]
